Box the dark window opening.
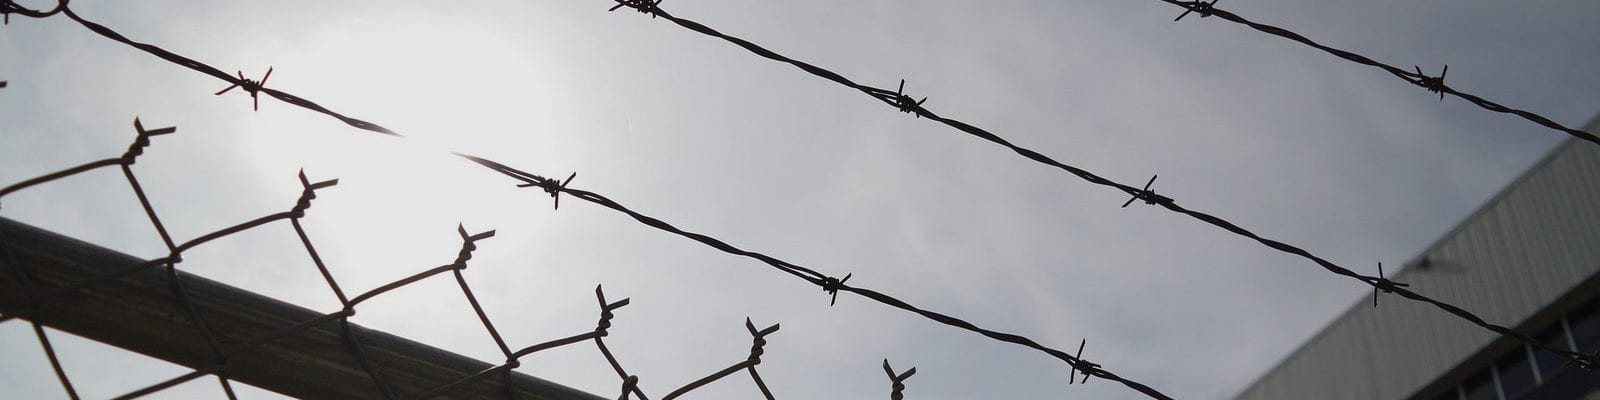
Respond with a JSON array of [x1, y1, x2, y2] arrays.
[[1462, 369, 1497, 400], [1495, 347, 1535, 398], [1430, 387, 1461, 400], [1571, 299, 1600, 353], [1533, 321, 1572, 379]]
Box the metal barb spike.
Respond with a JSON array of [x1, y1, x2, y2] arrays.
[[1175, 0, 1219, 21], [133, 117, 177, 137], [1372, 262, 1411, 307], [297, 169, 338, 190], [608, 0, 661, 17], [822, 273, 852, 306], [1412, 65, 1448, 100], [216, 67, 273, 111], [523, 172, 577, 210], [1069, 338, 1098, 384], [1122, 175, 1168, 208], [891, 79, 928, 116], [596, 285, 631, 310], [457, 224, 496, 242]]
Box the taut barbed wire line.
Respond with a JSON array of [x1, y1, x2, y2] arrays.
[[0, 119, 889, 399], [0, 2, 1170, 399], [457, 156, 1168, 399], [1154, 0, 1599, 146], [9, 0, 1595, 398], [597, 0, 1600, 371], [0, 1, 398, 136]]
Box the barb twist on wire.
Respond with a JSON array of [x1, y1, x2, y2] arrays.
[[214, 67, 273, 111]]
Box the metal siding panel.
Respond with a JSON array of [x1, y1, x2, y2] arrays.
[[1538, 164, 1576, 285], [1523, 179, 1562, 301], [1500, 197, 1536, 319], [1235, 138, 1600, 400]]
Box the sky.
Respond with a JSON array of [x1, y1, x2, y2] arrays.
[[1, 0, 1598, 399]]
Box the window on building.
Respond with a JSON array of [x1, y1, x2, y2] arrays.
[[1430, 387, 1462, 400], [1461, 369, 1497, 400], [1495, 348, 1535, 398], [1571, 299, 1600, 353], [1533, 322, 1571, 379]]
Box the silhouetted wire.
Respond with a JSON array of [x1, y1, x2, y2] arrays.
[[1156, 0, 1599, 146], [882, 359, 915, 400], [13, 2, 1595, 399], [51, 6, 398, 136], [455, 154, 1160, 399], [1, 133, 793, 400], [5, 4, 1157, 398], [0, 218, 80, 399], [0, 119, 245, 399], [0, 0, 63, 20], [0, 78, 76, 398], [599, 0, 1600, 373]]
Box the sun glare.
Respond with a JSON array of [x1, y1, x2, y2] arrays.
[[224, 11, 569, 265]]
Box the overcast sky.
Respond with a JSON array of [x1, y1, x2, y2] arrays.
[[3, 0, 1599, 399]]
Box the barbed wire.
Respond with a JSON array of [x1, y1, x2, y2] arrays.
[[0, 119, 925, 399], [597, 0, 1600, 372], [0, 1, 1159, 398], [455, 154, 1168, 398], [4, 1, 1595, 399], [1153, 0, 1599, 146]]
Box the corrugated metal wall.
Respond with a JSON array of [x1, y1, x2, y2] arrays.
[[1235, 122, 1600, 400]]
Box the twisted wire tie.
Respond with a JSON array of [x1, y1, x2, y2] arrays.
[[123, 117, 176, 165], [290, 169, 338, 218], [744, 318, 780, 365], [617, 375, 641, 400], [595, 285, 631, 337], [882, 359, 917, 400], [452, 224, 496, 267]]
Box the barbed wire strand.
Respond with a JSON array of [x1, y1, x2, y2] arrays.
[[42, 5, 399, 136], [1155, 0, 1599, 146], [0, 3, 1159, 398], [10, 2, 1570, 398], [8, 1, 1595, 399], [454, 155, 1165, 399], [598, 0, 1600, 372]]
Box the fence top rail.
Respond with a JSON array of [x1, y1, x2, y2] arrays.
[[0, 216, 607, 400]]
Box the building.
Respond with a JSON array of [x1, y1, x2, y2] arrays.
[[1234, 117, 1600, 400]]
